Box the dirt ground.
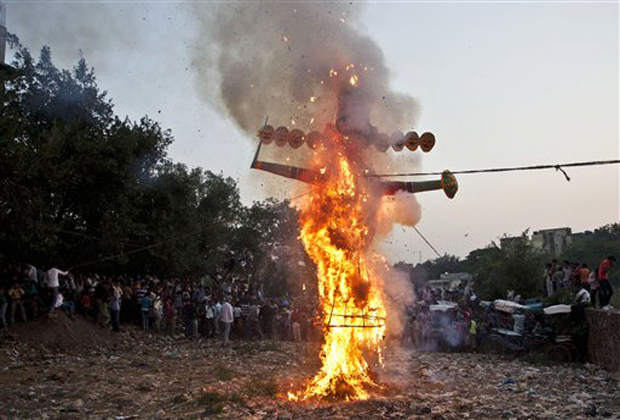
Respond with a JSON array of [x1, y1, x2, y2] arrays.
[[0, 314, 618, 419]]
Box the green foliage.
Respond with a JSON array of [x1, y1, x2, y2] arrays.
[[543, 287, 575, 306], [394, 255, 464, 288], [562, 223, 620, 273], [471, 233, 546, 300], [396, 226, 617, 302], [0, 38, 306, 295]]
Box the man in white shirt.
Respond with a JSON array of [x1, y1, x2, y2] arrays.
[[220, 297, 234, 347], [45, 267, 68, 316], [574, 286, 591, 307], [25, 264, 38, 284]]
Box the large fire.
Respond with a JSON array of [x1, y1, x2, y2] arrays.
[[289, 121, 388, 401]]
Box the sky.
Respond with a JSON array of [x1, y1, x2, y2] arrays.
[[4, 0, 619, 264]]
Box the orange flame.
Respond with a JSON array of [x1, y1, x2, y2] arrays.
[[289, 132, 386, 401]]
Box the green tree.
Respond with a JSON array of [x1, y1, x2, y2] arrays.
[[0, 37, 308, 297], [471, 233, 546, 300], [230, 199, 312, 298], [563, 223, 620, 272]]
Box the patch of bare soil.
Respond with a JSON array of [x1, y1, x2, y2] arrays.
[[1, 312, 114, 350], [0, 326, 618, 419]]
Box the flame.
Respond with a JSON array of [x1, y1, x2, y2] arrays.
[[289, 132, 386, 402]]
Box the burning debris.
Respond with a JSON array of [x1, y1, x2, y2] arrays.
[[193, 2, 458, 402]]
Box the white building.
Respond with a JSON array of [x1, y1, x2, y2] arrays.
[[531, 227, 572, 257]]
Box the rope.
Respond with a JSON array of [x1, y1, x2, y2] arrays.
[[364, 159, 620, 179], [413, 226, 442, 258]]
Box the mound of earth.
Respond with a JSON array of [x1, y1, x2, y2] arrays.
[[0, 312, 114, 350]]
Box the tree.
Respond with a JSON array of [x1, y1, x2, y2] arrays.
[[0, 36, 174, 267], [230, 199, 313, 298], [563, 223, 620, 271], [471, 233, 546, 300], [0, 38, 309, 297]]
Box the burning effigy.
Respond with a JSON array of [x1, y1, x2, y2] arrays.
[[251, 67, 456, 401], [192, 2, 458, 402]]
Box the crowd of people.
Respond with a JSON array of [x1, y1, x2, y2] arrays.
[[403, 255, 617, 358], [543, 255, 616, 308], [0, 255, 616, 356], [0, 263, 317, 346]]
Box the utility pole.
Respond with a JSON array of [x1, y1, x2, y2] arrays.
[[0, 1, 6, 66]]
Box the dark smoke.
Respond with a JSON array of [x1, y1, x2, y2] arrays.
[[191, 2, 419, 139]]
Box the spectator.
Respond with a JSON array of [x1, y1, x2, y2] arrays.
[[44, 267, 68, 317], [140, 292, 152, 330], [579, 263, 590, 292], [25, 264, 38, 284], [248, 300, 263, 340], [551, 268, 564, 293], [23, 278, 40, 319], [110, 284, 121, 333], [0, 285, 7, 328], [574, 284, 591, 307], [80, 290, 93, 317], [151, 293, 163, 333], [183, 298, 196, 338], [587, 270, 600, 307], [597, 255, 616, 307], [220, 297, 234, 347], [562, 261, 573, 289], [8, 282, 27, 324], [214, 299, 222, 335], [544, 263, 553, 297], [93, 281, 108, 325], [260, 300, 274, 339], [204, 298, 215, 338], [163, 298, 175, 335]]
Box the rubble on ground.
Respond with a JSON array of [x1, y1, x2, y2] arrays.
[[0, 317, 618, 419]]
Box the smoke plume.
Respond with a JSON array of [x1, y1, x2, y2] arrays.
[[191, 2, 419, 140]]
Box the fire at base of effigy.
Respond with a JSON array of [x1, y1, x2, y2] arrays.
[[287, 131, 388, 401], [249, 64, 458, 402]]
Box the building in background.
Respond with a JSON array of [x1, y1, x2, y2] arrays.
[[500, 235, 528, 249], [426, 272, 472, 292], [531, 227, 573, 257], [0, 0, 13, 74]]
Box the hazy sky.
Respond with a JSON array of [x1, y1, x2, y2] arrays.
[[5, 1, 619, 264]]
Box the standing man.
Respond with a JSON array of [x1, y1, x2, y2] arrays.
[[8, 282, 27, 323], [248, 300, 263, 341], [45, 267, 69, 317], [597, 256, 616, 307], [110, 282, 122, 333], [205, 298, 215, 338], [140, 292, 152, 330], [220, 296, 234, 347]]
